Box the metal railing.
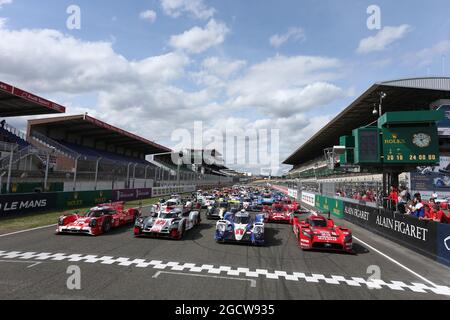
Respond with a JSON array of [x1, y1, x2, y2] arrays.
[[30, 131, 82, 160], [2, 123, 28, 142]]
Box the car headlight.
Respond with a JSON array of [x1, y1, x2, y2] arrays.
[[344, 234, 352, 242], [254, 226, 264, 234], [89, 219, 97, 227], [217, 224, 226, 232], [302, 230, 312, 238]]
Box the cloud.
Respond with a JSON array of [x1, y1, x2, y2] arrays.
[[226, 55, 345, 117], [0, 22, 346, 174], [0, 0, 12, 9], [169, 19, 229, 54], [357, 25, 412, 54], [404, 40, 450, 67], [160, 0, 215, 20], [139, 10, 157, 23], [270, 27, 305, 48], [191, 57, 246, 88]]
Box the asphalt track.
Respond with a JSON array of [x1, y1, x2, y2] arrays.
[[0, 210, 449, 300]]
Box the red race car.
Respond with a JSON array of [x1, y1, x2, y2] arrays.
[[56, 202, 140, 236], [265, 202, 292, 223], [292, 214, 353, 253]]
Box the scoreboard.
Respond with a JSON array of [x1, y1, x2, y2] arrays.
[[382, 125, 439, 165], [339, 110, 443, 168]]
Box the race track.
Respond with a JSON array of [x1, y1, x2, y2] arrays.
[[0, 211, 449, 300]]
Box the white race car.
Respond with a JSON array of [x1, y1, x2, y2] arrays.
[[134, 208, 201, 239]]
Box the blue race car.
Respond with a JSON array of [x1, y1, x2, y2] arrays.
[[215, 210, 265, 246]]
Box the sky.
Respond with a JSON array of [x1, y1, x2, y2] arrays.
[[0, 0, 450, 175]]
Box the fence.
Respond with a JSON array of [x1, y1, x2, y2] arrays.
[[0, 145, 231, 194]]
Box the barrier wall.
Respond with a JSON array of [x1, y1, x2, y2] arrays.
[[342, 200, 437, 260], [296, 189, 450, 267], [152, 185, 196, 197], [0, 192, 58, 215], [0, 188, 154, 218], [314, 195, 344, 218], [57, 190, 112, 209]]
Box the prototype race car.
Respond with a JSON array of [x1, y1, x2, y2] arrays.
[[207, 201, 229, 220], [215, 210, 265, 246], [134, 208, 200, 239], [292, 214, 353, 253], [56, 202, 139, 236], [265, 202, 292, 223]]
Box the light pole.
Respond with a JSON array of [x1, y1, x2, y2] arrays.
[[373, 92, 387, 116], [73, 155, 81, 191], [94, 157, 102, 191]]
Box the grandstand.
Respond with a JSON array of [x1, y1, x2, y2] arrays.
[[25, 114, 176, 191], [0, 81, 66, 193], [0, 80, 233, 194], [152, 149, 237, 185], [283, 77, 450, 205]]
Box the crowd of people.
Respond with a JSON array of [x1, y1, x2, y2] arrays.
[[389, 186, 450, 224], [335, 183, 382, 205]]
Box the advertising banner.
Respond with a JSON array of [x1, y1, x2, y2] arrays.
[[410, 156, 450, 198], [301, 192, 316, 207], [135, 188, 152, 200], [343, 201, 437, 258], [112, 189, 137, 202], [436, 223, 450, 267], [0, 192, 58, 216], [314, 195, 344, 218], [57, 190, 112, 209]]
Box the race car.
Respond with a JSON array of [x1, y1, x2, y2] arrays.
[[215, 210, 265, 246], [265, 202, 292, 223], [56, 202, 139, 236], [159, 198, 192, 214], [134, 208, 201, 239], [206, 201, 229, 220], [292, 214, 353, 253]]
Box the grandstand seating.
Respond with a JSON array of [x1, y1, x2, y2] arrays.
[[57, 140, 151, 165], [0, 126, 29, 149]]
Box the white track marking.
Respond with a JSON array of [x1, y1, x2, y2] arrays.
[[353, 236, 438, 287], [0, 249, 448, 296], [153, 271, 257, 288], [0, 225, 56, 238], [0, 259, 42, 268]]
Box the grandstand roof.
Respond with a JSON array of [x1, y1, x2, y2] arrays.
[[27, 114, 171, 155], [284, 77, 450, 166], [0, 81, 65, 117]]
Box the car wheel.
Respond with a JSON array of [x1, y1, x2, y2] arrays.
[[102, 219, 111, 233], [179, 224, 185, 240]]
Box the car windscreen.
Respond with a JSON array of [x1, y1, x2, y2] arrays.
[[159, 212, 179, 219], [165, 201, 177, 207], [234, 216, 250, 224], [86, 209, 113, 218], [309, 219, 328, 227]]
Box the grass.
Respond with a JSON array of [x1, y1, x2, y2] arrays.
[[0, 196, 163, 235]]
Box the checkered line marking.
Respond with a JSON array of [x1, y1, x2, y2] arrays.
[[1, 250, 449, 296]]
